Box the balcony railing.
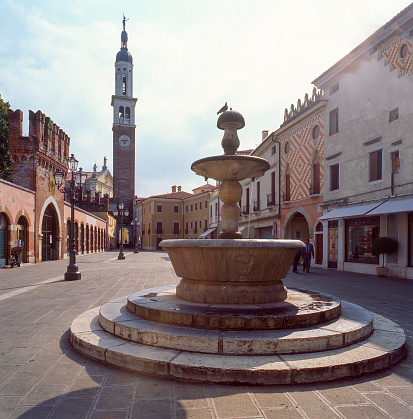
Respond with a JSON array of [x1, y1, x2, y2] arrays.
[[185, 229, 188, 235], [156, 229, 164, 235], [267, 194, 276, 206], [253, 200, 260, 212], [242, 206, 249, 214], [173, 229, 180, 235]]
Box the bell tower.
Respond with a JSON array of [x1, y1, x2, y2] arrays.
[[111, 15, 137, 222]]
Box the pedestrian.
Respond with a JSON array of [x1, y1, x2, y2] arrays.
[[292, 248, 302, 273], [302, 239, 314, 273]]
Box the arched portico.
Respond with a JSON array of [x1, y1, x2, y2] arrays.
[[282, 206, 312, 241]]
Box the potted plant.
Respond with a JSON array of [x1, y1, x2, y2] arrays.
[[372, 237, 398, 277]]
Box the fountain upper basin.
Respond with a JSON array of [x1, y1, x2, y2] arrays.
[[191, 155, 270, 182]]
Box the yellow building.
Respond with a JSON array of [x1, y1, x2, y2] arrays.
[[136, 184, 216, 250]]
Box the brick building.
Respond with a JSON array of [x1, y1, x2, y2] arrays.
[[0, 107, 106, 266]]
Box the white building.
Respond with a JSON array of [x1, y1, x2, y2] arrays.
[[313, 5, 413, 278]]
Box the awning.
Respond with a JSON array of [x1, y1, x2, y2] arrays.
[[318, 201, 384, 220], [367, 198, 413, 215], [199, 228, 216, 238]]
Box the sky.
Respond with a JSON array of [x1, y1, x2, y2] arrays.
[[1, 0, 411, 197]]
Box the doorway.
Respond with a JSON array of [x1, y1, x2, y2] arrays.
[[42, 204, 58, 261], [17, 216, 28, 263], [328, 220, 338, 269]]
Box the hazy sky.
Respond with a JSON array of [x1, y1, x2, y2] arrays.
[[1, 0, 411, 197]]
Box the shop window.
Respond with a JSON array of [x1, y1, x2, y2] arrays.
[[369, 149, 382, 182], [346, 217, 380, 264]]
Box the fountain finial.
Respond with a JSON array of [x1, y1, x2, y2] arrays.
[[217, 109, 245, 155]]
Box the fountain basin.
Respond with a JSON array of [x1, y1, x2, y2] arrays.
[[161, 239, 304, 305], [191, 155, 270, 182]]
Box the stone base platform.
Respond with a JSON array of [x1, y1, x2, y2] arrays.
[[70, 286, 407, 385], [126, 287, 341, 330]]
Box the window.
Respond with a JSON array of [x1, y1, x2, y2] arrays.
[[186, 205, 188, 213], [329, 108, 339, 136], [284, 142, 290, 154], [330, 83, 339, 95], [173, 222, 180, 235], [190, 204, 193, 211], [246, 187, 250, 213], [204, 219, 208, 231], [271, 145, 276, 156], [156, 222, 163, 234], [190, 221, 193, 230], [185, 222, 188, 234], [125, 107, 130, 123], [210, 205, 212, 218], [199, 201, 202, 210], [122, 75, 127, 95], [284, 173, 290, 201], [312, 125, 320, 140], [195, 203, 197, 211], [346, 217, 380, 264], [389, 108, 399, 123], [119, 106, 124, 122], [156, 204, 162, 213], [400, 43, 408, 59], [199, 220, 202, 228], [174, 205, 179, 213], [330, 164, 339, 191], [254, 181, 260, 211], [312, 162, 320, 194], [205, 200, 207, 208], [391, 150, 400, 173], [369, 149, 382, 182]]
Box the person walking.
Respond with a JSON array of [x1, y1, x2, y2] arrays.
[[302, 239, 314, 273], [292, 248, 302, 273]]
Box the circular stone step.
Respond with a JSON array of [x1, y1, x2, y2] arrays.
[[126, 286, 341, 330], [70, 307, 406, 385], [99, 298, 373, 355]]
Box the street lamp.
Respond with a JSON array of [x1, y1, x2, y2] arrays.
[[131, 217, 140, 253], [114, 202, 129, 260], [54, 154, 87, 281]]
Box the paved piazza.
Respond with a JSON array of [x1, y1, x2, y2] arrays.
[[0, 250, 412, 418]]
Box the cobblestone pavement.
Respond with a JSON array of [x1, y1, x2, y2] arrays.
[[0, 250, 412, 419]]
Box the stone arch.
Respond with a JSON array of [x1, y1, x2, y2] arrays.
[[14, 209, 32, 228], [38, 197, 62, 261], [282, 206, 313, 240]]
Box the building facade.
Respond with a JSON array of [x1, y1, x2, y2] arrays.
[[313, 5, 413, 278], [0, 107, 107, 266]]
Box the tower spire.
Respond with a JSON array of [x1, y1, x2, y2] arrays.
[[121, 15, 129, 49]]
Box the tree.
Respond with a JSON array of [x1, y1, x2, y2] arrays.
[[372, 237, 398, 267], [0, 97, 12, 179]]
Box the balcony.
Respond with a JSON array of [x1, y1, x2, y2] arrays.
[[173, 229, 180, 235], [253, 200, 260, 212], [156, 229, 164, 235], [267, 194, 276, 206], [283, 193, 291, 202], [241, 206, 249, 214], [184, 229, 188, 235], [147, 229, 151, 235]]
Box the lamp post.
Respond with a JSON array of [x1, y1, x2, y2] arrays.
[[131, 217, 140, 253], [54, 154, 86, 281], [114, 202, 128, 260]]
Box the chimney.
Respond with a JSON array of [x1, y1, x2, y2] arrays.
[[262, 130, 269, 141], [95, 191, 101, 206], [87, 189, 92, 203], [171, 185, 177, 193], [178, 185, 182, 192]]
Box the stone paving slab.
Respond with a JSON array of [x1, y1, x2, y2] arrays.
[[0, 250, 411, 418]]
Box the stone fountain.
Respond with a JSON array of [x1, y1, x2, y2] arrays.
[[71, 109, 406, 385]]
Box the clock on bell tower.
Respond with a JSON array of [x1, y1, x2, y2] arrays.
[[111, 15, 138, 222]]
